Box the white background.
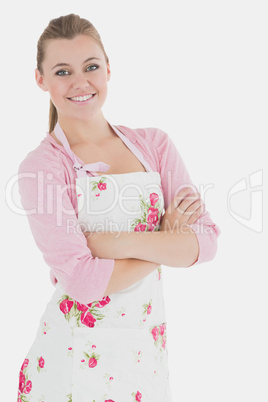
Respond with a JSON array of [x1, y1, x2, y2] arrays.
[[2, 1, 267, 401]]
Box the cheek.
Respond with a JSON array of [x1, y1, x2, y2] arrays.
[[95, 72, 109, 90], [48, 80, 68, 100]]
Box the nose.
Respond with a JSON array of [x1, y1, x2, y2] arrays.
[[71, 73, 91, 91]]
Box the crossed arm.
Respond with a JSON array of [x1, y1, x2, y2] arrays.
[[83, 187, 203, 296], [85, 228, 199, 267]]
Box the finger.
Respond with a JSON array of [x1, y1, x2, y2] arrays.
[[184, 198, 204, 215], [176, 186, 196, 202], [176, 192, 201, 214], [186, 204, 204, 225], [177, 190, 200, 209], [171, 186, 196, 211]]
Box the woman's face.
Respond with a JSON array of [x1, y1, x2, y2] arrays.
[[35, 34, 111, 122]]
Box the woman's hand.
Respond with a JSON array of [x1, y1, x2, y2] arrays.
[[160, 186, 204, 233]]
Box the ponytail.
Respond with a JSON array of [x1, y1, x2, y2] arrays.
[[49, 100, 58, 133]]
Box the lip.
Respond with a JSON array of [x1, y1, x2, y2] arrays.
[[67, 93, 96, 104]]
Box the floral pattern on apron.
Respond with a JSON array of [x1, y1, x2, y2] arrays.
[[16, 122, 173, 402]]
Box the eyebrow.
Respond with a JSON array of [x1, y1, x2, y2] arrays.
[[51, 57, 101, 70]]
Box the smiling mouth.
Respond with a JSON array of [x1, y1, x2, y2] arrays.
[[67, 93, 96, 102]]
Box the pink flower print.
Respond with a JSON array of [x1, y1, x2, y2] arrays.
[[76, 301, 88, 312], [68, 347, 72, 350], [109, 376, 113, 380], [19, 372, 25, 393], [37, 356, 46, 373], [92, 345, 96, 349], [83, 351, 100, 369], [96, 193, 100, 197], [24, 380, 32, 394], [147, 222, 155, 231], [149, 193, 159, 206], [81, 311, 96, 327], [58, 294, 106, 327], [136, 391, 142, 401], [134, 223, 147, 232], [95, 295, 111, 308], [150, 323, 167, 351], [20, 358, 29, 372], [42, 321, 50, 335], [88, 357, 98, 368], [105, 400, 115, 402], [98, 182, 107, 191], [147, 207, 159, 226], [38, 356, 45, 368], [160, 324, 165, 336], [151, 326, 159, 341], [134, 349, 142, 363], [122, 313, 125, 316], [60, 299, 74, 314], [158, 267, 161, 280], [81, 359, 85, 362], [130, 190, 163, 234], [143, 299, 152, 316]]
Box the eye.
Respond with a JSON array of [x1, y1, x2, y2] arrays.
[[56, 70, 70, 76], [86, 64, 99, 71]]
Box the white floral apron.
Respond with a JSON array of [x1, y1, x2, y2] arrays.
[[17, 122, 173, 402]]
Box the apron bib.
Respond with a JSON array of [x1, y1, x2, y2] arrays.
[[17, 122, 173, 402]]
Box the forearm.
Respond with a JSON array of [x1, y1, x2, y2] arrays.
[[103, 258, 159, 296], [125, 227, 199, 267], [105, 227, 199, 268], [85, 225, 199, 269]]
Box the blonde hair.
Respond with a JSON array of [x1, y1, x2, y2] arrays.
[[36, 13, 109, 133]]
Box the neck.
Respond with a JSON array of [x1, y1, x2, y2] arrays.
[[57, 111, 113, 147]]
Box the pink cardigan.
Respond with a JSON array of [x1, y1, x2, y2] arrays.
[[18, 124, 220, 304]]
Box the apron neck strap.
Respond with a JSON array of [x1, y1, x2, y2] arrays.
[[54, 122, 81, 170]]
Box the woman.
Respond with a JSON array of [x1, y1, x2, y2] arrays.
[[17, 13, 220, 402]]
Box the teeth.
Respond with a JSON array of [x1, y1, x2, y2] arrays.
[[70, 94, 94, 101]]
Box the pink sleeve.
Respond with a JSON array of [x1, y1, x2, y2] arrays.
[[151, 128, 221, 266], [18, 149, 115, 304]]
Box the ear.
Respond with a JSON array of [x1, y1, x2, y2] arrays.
[[35, 68, 48, 91], [106, 63, 111, 82]]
